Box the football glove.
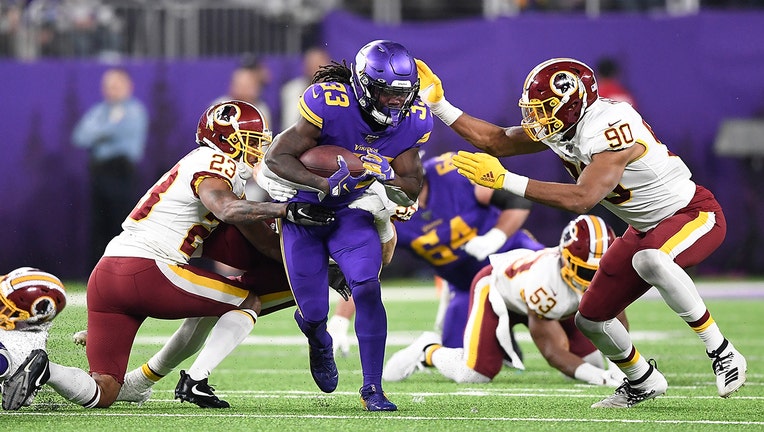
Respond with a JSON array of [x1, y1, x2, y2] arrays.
[[328, 262, 351, 301], [361, 151, 395, 182], [451, 151, 507, 189], [326, 155, 370, 198], [462, 228, 508, 261], [393, 201, 419, 221], [415, 58, 463, 125], [285, 202, 335, 226], [415, 59, 444, 105], [256, 167, 297, 202]]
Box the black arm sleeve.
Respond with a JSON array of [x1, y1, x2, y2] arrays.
[[489, 189, 533, 210]]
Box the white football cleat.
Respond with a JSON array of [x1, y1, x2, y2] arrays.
[[382, 331, 441, 382], [708, 339, 747, 398], [591, 360, 667, 408]]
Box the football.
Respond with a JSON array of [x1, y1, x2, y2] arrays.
[[299, 145, 366, 178]]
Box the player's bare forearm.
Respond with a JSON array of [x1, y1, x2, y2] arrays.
[[529, 315, 584, 378], [386, 148, 424, 205], [451, 115, 545, 157], [266, 152, 330, 194], [524, 180, 603, 215], [265, 121, 330, 194], [385, 174, 420, 203], [218, 200, 288, 225]]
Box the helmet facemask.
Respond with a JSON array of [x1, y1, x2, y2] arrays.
[[558, 215, 615, 293]]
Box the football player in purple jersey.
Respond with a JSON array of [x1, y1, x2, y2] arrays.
[[326, 151, 544, 357], [263, 40, 433, 411]]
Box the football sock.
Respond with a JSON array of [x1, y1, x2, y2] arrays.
[[145, 316, 218, 379], [632, 249, 725, 351], [47, 362, 100, 408], [352, 278, 387, 387], [187, 309, 256, 381], [431, 347, 491, 383]]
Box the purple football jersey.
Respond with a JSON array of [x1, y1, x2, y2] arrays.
[[292, 82, 433, 207], [395, 153, 543, 290]]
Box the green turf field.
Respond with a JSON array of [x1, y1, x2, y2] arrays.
[[3, 279, 762, 431]]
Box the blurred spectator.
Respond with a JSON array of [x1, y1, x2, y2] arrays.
[[280, 46, 331, 130], [214, 58, 273, 129], [72, 68, 148, 269], [595, 57, 637, 108]]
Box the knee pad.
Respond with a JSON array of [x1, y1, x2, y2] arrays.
[[575, 311, 606, 339], [632, 249, 665, 284]]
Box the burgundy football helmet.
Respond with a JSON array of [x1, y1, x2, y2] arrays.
[[196, 100, 272, 168], [519, 58, 598, 142], [559, 215, 615, 292], [0, 267, 67, 330]]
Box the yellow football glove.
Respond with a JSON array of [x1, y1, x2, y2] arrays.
[[415, 59, 463, 126], [451, 151, 506, 189], [415, 59, 444, 105]]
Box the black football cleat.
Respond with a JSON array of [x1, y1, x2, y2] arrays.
[[2, 349, 50, 410], [174, 370, 230, 408]]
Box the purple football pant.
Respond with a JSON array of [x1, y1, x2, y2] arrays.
[[280, 207, 387, 387]]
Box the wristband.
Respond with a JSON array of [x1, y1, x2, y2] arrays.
[[501, 171, 530, 197], [429, 98, 463, 126], [375, 216, 395, 243]]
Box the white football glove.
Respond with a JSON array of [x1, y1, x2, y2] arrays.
[[462, 228, 508, 261], [255, 166, 297, 202], [348, 182, 396, 242], [326, 315, 350, 357]]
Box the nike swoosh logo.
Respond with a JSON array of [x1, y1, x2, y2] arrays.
[[191, 384, 214, 398], [312, 87, 320, 99], [608, 120, 622, 127], [33, 363, 49, 387], [297, 208, 311, 218], [24, 352, 42, 374]]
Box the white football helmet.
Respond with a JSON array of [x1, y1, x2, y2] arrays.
[[0, 267, 67, 330]]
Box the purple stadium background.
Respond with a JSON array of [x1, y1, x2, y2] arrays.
[[1, 10, 763, 280]]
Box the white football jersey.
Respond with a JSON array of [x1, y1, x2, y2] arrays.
[[105, 147, 249, 265], [488, 248, 581, 320], [544, 99, 695, 232]]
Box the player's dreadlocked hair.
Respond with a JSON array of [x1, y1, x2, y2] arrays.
[[312, 60, 352, 84]]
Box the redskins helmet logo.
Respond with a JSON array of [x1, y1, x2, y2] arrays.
[[550, 71, 579, 98], [212, 103, 242, 127], [30, 296, 57, 322]]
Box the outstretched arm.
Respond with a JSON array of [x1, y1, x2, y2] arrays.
[[452, 146, 639, 215], [415, 59, 546, 157]]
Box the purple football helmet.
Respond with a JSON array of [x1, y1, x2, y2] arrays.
[[351, 40, 420, 127]]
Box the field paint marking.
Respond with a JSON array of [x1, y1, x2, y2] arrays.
[[132, 329, 675, 347], [3, 411, 764, 426]]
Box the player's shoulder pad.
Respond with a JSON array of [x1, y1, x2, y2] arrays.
[[579, 101, 641, 154]]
